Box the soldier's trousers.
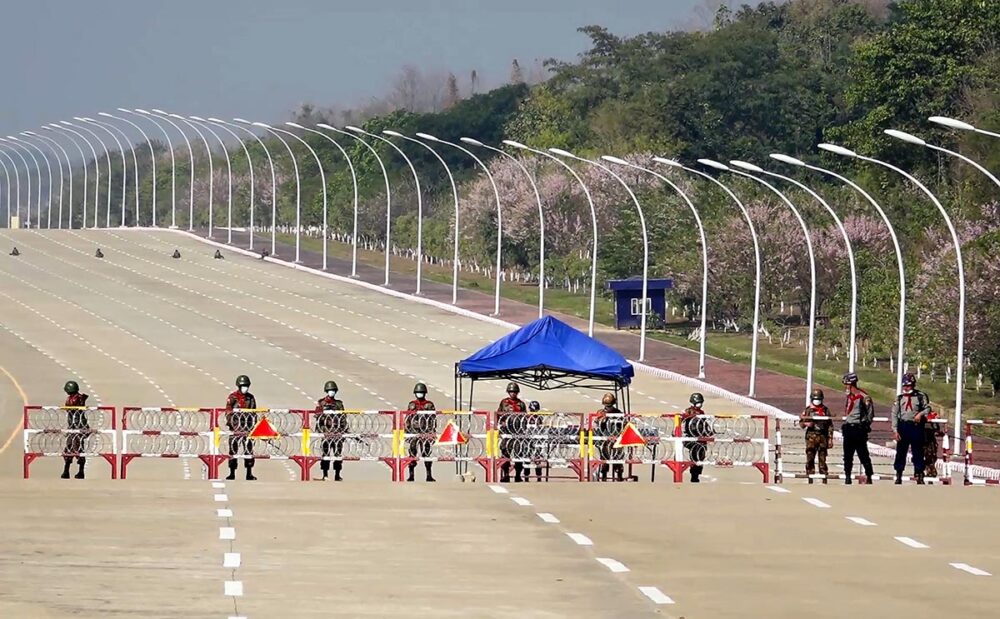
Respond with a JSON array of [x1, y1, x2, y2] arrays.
[[599, 445, 624, 481], [894, 421, 924, 474], [407, 438, 433, 478], [842, 424, 873, 479], [63, 433, 85, 467], [320, 437, 343, 474], [804, 431, 829, 478], [923, 429, 939, 477], [228, 436, 255, 471], [687, 442, 706, 481]]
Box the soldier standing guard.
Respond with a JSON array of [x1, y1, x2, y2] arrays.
[[405, 382, 437, 482], [61, 380, 89, 479], [225, 374, 258, 481], [800, 388, 833, 484], [891, 373, 930, 484], [315, 380, 347, 481], [497, 382, 528, 483], [681, 392, 712, 483], [841, 372, 874, 485], [596, 393, 626, 482]]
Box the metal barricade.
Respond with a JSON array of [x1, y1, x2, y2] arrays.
[[302, 410, 397, 481], [23, 405, 117, 479], [664, 414, 770, 483], [963, 420, 1000, 486], [399, 410, 492, 482], [119, 407, 216, 479], [586, 413, 672, 482], [212, 408, 309, 480], [494, 411, 585, 482]]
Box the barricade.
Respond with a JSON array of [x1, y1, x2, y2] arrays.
[[586, 413, 672, 482], [664, 414, 770, 482], [119, 407, 216, 479], [775, 417, 951, 484], [212, 408, 309, 480], [963, 420, 1000, 486], [302, 410, 397, 481], [23, 405, 117, 479], [399, 410, 491, 482], [495, 411, 585, 482]]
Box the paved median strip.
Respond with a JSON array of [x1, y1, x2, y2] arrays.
[[596, 557, 630, 573], [894, 536, 929, 549], [950, 563, 991, 576], [638, 586, 675, 604]]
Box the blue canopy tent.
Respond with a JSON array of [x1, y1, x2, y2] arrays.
[[455, 316, 635, 410]]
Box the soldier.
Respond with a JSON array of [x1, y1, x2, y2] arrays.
[[923, 408, 944, 479], [314, 380, 347, 481], [61, 380, 89, 479], [524, 400, 545, 482], [841, 372, 874, 485], [681, 392, 712, 483], [595, 392, 626, 482], [225, 374, 258, 481], [892, 373, 930, 484], [799, 388, 833, 484], [497, 382, 528, 483], [405, 382, 436, 482]]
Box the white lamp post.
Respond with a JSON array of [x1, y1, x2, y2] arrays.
[[0, 154, 11, 227], [65, 120, 111, 228], [384, 130, 460, 304], [270, 125, 328, 268], [81, 117, 130, 227], [1, 137, 38, 228], [162, 112, 213, 233], [140, 109, 192, 229], [10, 136, 53, 228], [886, 129, 1000, 190], [20, 132, 64, 230], [222, 119, 275, 252], [206, 119, 255, 247], [705, 158, 819, 404], [929, 116, 1000, 139], [176, 115, 226, 238], [46, 124, 93, 229], [733, 160, 860, 372], [102, 112, 156, 227], [463, 138, 546, 318], [505, 140, 598, 336], [189, 117, 234, 242], [249, 122, 301, 262]]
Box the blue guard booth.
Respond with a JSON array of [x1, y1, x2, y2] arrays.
[[606, 278, 672, 330]]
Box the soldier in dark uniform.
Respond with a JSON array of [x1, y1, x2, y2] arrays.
[[497, 382, 528, 483], [681, 392, 712, 483], [225, 374, 258, 481], [405, 382, 436, 482], [595, 392, 626, 482], [523, 400, 545, 482], [841, 372, 874, 485], [891, 373, 930, 485], [800, 388, 833, 484], [923, 408, 944, 479], [61, 380, 89, 479], [315, 380, 347, 481]]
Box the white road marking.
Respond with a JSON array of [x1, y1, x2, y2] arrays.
[[950, 563, 991, 576], [488, 485, 509, 494], [223, 552, 242, 568], [219, 527, 236, 540], [214, 494, 229, 502], [511, 496, 532, 506], [567, 533, 593, 546], [224, 580, 244, 596], [638, 586, 675, 604], [212, 482, 226, 489], [767, 485, 791, 494], [846, 516, 877, 527], [596, 557, 630, 573], [537, 513, 560, 523], [216, 509, 233, 518], [802, 497, 830, 509], [894, 536, 929, 549]]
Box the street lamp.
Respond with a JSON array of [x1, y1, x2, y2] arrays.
[[732, 159, 860, 372], [462, 137, 546, 319], [886, 129, 1000, 190], [102, 111, 156, 227], [80, 117, 130, 227], [65, 120, 111, 228], [929, 116, 1000, 139], [139, 109, 192, 229], [0, 150, 15, 228], [383, 130, 460, 304], [704, 158, 819, 404], [206, 119, 255, 247], [317, 123, 387, 280], [20, 132, 65, 230], [9, 136, 52, 228], [190, 116, 235, 242], [269, 124, 328, 268], [505, 139, 598, 337], [656, 158, 762, 396], [162, 111, 214, 233], [249, 121, 302, 262], [0, 137, 39, 228], [46, 124, 94, 229], [771, 153, 908, 395], [219, 119, 274, 253]]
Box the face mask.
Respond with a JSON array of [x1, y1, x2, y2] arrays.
[[239, 386, 248, 394], [327, 390, 336, 398], [415, 393, 425, 400], [693, 402, 702, 409], [903, 386, 913, 393], [811, 399, 822, 406]]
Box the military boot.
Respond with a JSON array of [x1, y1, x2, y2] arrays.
[[74, 464, 85, 479], [61, 461, 71, 479], [226, 461, 237, 481], [865, 475, 873, 484], [407, 463, 416, 482], [425, 462, 435, 482], [895, 472, 903, 485], [915, 473, 925, 485]]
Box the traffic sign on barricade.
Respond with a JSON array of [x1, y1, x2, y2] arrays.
[[587, 413, 671, 482], [302, 409, 397, 481], [23, 405, 118, 479], [963, 420, 1000, 486], [212, 408, 309, 480], [664, 414, 770, 483], [400, 410, 491, 482], [494, 410, 586, 482], [119, 407, 216, 479]]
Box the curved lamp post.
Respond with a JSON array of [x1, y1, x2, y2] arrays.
[[1, 137, 38, 228], [10, 136, 52, 228], [81, 117, 130, 227], [505, 140, 598, 336], [733, 160, 859, 372], [270, 124, 328, 267], [162, 111, 213, 233], [705, 158, 818, 404], [190, 116, 235, 242], [21, 132, 64, 229], [0, 150, 15, 227], [103, 111, 157, 227], [46, 124, 93, 228], [887, 129, 1000, 190], [383, 130, 460, 304], [248, 121, 301, 262], [929, 116, 1000, 139], [141, 109, 192, 229], [220, 119, 274, 253], [181, 115, 228, 239], [206, 119, 255, 247], [65, 120, 111, 228]]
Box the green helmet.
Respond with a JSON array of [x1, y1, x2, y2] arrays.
[[810, 388, 824, 401], [324, 380, 339, 393], [690, 393, 704, 406], [236, 375, 251, 388], [413, 382, 428, 395], [506, 382, 520, 394], [64, 380, 79, 395]]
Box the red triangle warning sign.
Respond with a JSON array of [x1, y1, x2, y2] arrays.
[[436, 420, 468, 446], [249, 416, 280, 440], [614, 422, 645, 448]]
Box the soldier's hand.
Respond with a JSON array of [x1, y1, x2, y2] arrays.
[[894, 431, 900, 441]]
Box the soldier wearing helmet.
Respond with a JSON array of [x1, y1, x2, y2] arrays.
[[225, 375, 258, 481], [523, 400, 545, 482], [799, 388, 833, 484], [497, 382, 528, 483], [405, 382, 436, 482], [61, 380, 90, 479], [923, 406, 944, 480], [595, 392, 626, 482], [681, 392, 712, 483], [315, 380, 347, 481], [891, 372, 930, 484], [841, 372, 874, 484]]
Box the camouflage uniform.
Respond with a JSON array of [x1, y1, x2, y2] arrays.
[[405, 397, 437, 482], [923, 410, 943, 478], [497, 396, 528, 482], [314, 396, 346, 480], [800, 404, 833, 481], [62, 392, 89, 478], [681, 406, 713, 482], [225, 390, 258, 479], [596, 405, 626, 482]]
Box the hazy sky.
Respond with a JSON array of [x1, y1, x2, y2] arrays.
[[0, 0, 737, 138]]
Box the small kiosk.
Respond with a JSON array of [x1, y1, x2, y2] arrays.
[[606, 277, 672, 330]]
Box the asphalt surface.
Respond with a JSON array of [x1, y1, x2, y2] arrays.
[[0, 229, 996, 618]]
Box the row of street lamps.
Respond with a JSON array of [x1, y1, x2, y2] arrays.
[[2, 113, 998, 446]]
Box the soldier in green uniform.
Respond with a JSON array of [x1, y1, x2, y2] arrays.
[[799, 388, 833, 484], [314, 380, 347, 481]]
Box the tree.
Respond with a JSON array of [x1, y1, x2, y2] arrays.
[[509, 59, 524, 84], [444, 73, 460, 108]]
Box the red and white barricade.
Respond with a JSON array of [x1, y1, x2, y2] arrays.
[[119, 407, 216, 479], [400, 410, 492, 482], [495, 411, 585, 482], [963, 420, 1000, 486], [212, 408, 309, 480], [664, 414, 770, 482], [302, 409, 397, 481], [586, 413, 671, 482], [23, 405, 117, 479]]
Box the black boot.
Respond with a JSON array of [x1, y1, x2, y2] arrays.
[[61, 461, 71, 479], [915, 472, 925, 485], [244, 461, 256, 481], [226, 461, 237, 481], [845, 477, 853, 485], [895, 472, 903, 485], [333, 461, 343, 482], [425, 462, 435, 482], [74, 464, 85, 479], [407, 463, 416, 482], [865, 475, 873, 484], [246, 470, 257, 481]]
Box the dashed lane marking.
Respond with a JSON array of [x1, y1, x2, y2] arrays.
[[950, 563, 991, 576], [846, 516, 877, 527], [223, 553, 242, 569], [802, 497, 830, 509], [219, 527, 236, 540], [566, 532, 593, 546], [894, 536, 929, 549], [537, 513, 560, 523], [488, 485, 509, 494], [638, 586, 675, 605], [596, 558, 630, 573], [767, 486, 791, 494], [511, 496, 532, 506]]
